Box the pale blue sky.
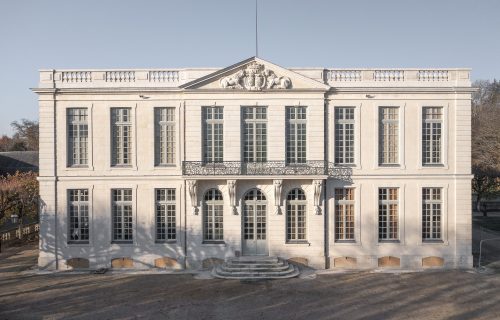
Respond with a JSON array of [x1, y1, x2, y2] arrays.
[[0, 0, 499, 135]]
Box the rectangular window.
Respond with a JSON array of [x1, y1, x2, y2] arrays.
[[203, 106, 224, 163], [67, 108, 88, 166], [334, 107, 355, 165], [68, 189, 89, 243], [422, 188, 442, 241], [422, 107, 443, 165], [286, 106, 307, 164], [155, 189, 176, 241], [111, 108, 132, 166], [112, 189, 133, 243], [243, 106, 267, 162], [155, 107, 175, 165], [379, 107, 399, 165], [378, 188, 399, 241], [334, 188, 355, 241]]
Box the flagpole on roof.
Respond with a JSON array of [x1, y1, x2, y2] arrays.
[[255, 0, 258, 57]]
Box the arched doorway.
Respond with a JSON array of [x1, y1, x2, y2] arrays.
[[242, 189, 268, 255]]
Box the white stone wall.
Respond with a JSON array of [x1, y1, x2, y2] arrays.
[[34, 58, 473, 270]]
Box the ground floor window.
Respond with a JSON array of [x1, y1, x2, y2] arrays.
[[112, 189, 133, 243], [378, 188, 399, 241], [203, 189, 223, 241], [68, 189, 89, 243], [334, 188, 355, 241], [286, 188, 306, 241], [422, 187, 442, 241], [156, 188, 176, 241]]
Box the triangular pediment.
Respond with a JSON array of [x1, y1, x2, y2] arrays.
[[180, 57, 330, 91]]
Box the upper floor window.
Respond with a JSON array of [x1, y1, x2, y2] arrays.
[[334, 107, 355, 165], [67, 108, 88, 167], [68, 189, 89, 243], [286, 188, 307, 242], [422, 107, 443, 165], [334, 188, 355, 241], [379, 107, 399, 165], [422, 187, 442, 241], [155, 107, 175, 165], [155, 188, 176, 242], [111, 108, 132, 166], [378, 188, 399, 241], [286, 106, 307, 164], [243, 106, 267, 162], [112, 189, 133, 243], [203, 106, 224, 163]]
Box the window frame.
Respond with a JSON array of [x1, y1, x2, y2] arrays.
[[242, 106, 268, 163], [418, 184, 448, 245], [154, 107, 176, 166], [378, 187, 400, 242], [111, 188, 134, 244], [203, 188, 224, 243], [375, 104, 406, 169], [110, 107, 133, 168], [67, 188, 90, 244], [66, 108, 89, 168], [155, 188, 177, 243], [334, 188, 355, 242], [202, 106, 224, 163], [286, 106, 307, 165], [286, 188, 307, 243], [418, 104, 448, 169], [334, 107, 355, 166]]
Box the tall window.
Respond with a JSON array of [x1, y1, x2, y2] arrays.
[[286, 188, 307, 241], [203, 189, 223, 241], [67, 108, 88, 166], [243, 106, 267, 162], [155, 107, 175, 165], [155, 189, 176, 241], [68, 189, 89, 243], [378, 188, 399, 241], [334, 188, 355, 241], [422, 188, 442, 241], [379, 107, 399, 165], [422, 107, 443, 165], [286, 106, 307, 164], [112, 189, 133, 242], [203, 106, 224, 163], [111, 108, 132, 166], [334, 107, 355, 165]]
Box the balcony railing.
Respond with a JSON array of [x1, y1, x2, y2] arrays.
[[182, 161, 352, 181]]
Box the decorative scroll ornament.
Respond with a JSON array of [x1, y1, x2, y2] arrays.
[[187, 180, 198, 215], [220, 62, 291, 91], [227, 180, 237, 215], [313, 180, 323, 215], [273, 180, 283, 214]]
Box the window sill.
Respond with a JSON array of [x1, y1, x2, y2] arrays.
[[421, 164, 445, 168], [155, 240, 177, 244], [67, 241, 90, 246], [154, 164, 177, 168], [202, 241, 226, 246], [111, 241, 134, 246], [377, 164, 401, 168], [286, 240, 310, 245], [422, 239, 444, 244], [66, 165, 89, 169], [378, 240, 400, 244], [110, 165, 133, 169], [334, 240, 356, 244]]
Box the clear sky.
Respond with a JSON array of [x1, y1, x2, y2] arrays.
[[0, 0, 499, 135]]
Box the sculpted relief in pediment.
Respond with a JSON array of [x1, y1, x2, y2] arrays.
[[220, 62, 292, 91]]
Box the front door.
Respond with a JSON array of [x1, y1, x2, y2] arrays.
[[242, 189, 268, 255]]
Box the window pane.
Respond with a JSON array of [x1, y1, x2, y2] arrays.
[[335, 188, 355, 241], [67, 108, 88, 166], [422, 187, 442, 240], [379, 107, 399, 165], [243, 107, 267, 162], [422, 107, 443, 165], [203, 107, 224, 163], [286, 106, 307, 164], [112, 189, 133, 242], [111, 108, 132, 166], [335, 107, 355, 164], [378, 188, 398, 240]]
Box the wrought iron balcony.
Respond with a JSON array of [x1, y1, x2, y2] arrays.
[[182, 161, 352, 181]]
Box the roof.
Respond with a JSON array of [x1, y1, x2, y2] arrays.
[[0, 151, 39, 176]]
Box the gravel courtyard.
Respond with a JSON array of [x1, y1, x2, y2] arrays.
[[0, 243, 500, 320]]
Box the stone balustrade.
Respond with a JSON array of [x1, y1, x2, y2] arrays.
[[38, 67, 471, 89]]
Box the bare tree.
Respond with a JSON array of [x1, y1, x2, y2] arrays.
[[10, 119, 39, 151], [472, 80, 500, 215]]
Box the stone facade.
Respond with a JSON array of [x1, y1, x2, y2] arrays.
[[32, 57, 474, 270]]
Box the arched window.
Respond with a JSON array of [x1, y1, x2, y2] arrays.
[[243, 189, 267, 242], [286, 188, 306, 241], [203, 189, 223, 241]]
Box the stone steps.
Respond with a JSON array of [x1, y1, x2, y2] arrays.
[[212, 256, 300, 280]]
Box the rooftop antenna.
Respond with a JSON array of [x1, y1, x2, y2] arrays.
[[255, 0, 258, 57]]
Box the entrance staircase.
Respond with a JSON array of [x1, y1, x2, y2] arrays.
[[212, 256, 300, 280]]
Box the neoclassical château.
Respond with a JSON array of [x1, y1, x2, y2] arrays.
[[33, 57, 473, 271]]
